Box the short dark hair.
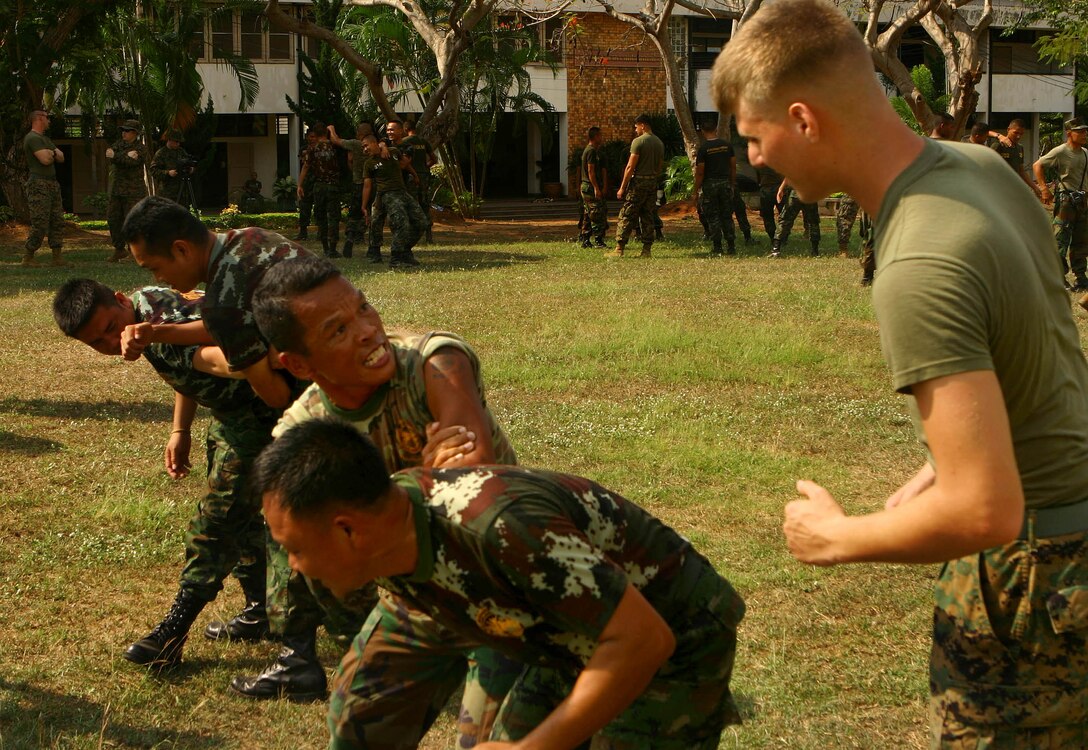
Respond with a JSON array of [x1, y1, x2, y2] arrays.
[[252, 417, 392, 518], [387, 118, 404, 127], [1009, 118, 1026, 129], [361, 133, 378, 144], [121, 196, 207, 259], [312, 123, 328, 138], [253, 255, 342, 355], [700, 118, 718, 133], [970, 121, 989, 137], [635, 114, 653, 127], [357, 121, 375, 136], [586, 126, 601, 140], [53, 278, 118, 337]]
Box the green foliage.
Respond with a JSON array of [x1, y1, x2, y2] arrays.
[[598, 140, 630, 190], [0, 204, 14, 223], [286, 0, 351, 133], [663, 156, 693, 201], [644, 113, 686, 160], [82, 191, 110, 218], [272, 176, 298, 201], [889, 65, 951, 134]]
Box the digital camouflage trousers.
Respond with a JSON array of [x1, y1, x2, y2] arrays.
[[580, 183, 608, 242], [701, 178, 736, 249], [24, 178, 64, 255], [312, 181, 341, 244], [930, 527, 1088, 748], [382, 189, 426, 256]]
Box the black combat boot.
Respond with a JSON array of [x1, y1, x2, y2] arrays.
[[340, 240, 353, 258], [593, 237, 606, 248], [579, 238, 591, 249], [322, 239, 342, 259], [389, 251, 421, 269], [726, 241, 736, 256], [711, 240, 723, 257], [769, 241, 782, 258], [810, 241, 820, 257], [204, 575, 269, 642], [294, 227, 308, 241], [366, 246, 383, 264], [123, 588, 207, 670], [229, 631, 327, 702], [654, 227, 665, 241]]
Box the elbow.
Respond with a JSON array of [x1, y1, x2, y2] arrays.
[[970, 487, 1024, 548], [648, 622, 676, 669]]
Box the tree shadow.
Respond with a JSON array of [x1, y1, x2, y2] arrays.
[[0, 397, 174, 423], [0, 678, 224, 749], [354, 249, 548, 272], [0, 430, 63, 455]]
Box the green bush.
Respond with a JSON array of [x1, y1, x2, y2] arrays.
[[663, 156, 693, 201], [82, 191, 109, 219]]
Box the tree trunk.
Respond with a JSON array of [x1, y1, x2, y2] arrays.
[[649, 28, 698, 163]]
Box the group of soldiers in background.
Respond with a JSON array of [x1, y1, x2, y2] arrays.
[[295, 117, 434, 269], [21, 114, 195, 267]]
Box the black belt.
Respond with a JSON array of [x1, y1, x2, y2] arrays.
[[1019, 498, 1088, 539]]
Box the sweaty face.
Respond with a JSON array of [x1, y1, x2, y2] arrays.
[[291, 276, 395, 394], [74, 296, 135, 356], [1008, 127, 1024, 145], [263, 496, 353, 596], [130, 239, 204, 293]]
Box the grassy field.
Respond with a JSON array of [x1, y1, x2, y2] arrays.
[[4, 215, 1072, 749]]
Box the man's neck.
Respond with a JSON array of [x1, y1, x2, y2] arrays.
[[843, 116, 926, 217]]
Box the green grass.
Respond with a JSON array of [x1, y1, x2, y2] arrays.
[[3, 218, 1079, 748]]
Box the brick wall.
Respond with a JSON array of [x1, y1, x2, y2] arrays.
[[564, 13, 667, 195]]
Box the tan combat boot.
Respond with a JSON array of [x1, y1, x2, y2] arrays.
[[21, 250, 40, 267], [605, 246, 624, 258]]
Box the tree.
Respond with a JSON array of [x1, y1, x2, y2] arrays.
[[863, 0, 991, 139], [1021, 0, 1088, 104]]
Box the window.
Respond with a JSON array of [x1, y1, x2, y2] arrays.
[[211, 12, 233, 60], [195, 9, 296, 63], [689, 18, 731, 70], [240, 12, 264, 59]]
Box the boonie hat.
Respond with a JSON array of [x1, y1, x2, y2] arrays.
[[1066, 117, 1088, 132], [120, 119, 140, 132]]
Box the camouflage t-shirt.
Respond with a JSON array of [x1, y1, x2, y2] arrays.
[[202, 227, 310, 372], [381, 465, 745, 672], [108, 139, 149, 198], [275, 332, 516, 469], [130, 287, 278, 425], [303, 140, 342, 185], [362, 148, 408, 194]]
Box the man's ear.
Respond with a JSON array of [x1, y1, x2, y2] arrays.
[[787, 102, 820, 143], [280, 350, 315, 380]]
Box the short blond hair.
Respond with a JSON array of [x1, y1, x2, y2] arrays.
[[712, 0, 870, 117]]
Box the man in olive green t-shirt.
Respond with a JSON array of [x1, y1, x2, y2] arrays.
[[1034, 117, 1088, 292], [22, 109, 69, 267], [716, 1, 1088, 744], [607, 114, 665, 258]]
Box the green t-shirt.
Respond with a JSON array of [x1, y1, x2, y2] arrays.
[[873, 139, 1088, 510], [631, 132, 664, 178], [990, 140, 1026, 176], [400, 135, 433, 181], [362, 148, 407, 194], [581, 143, 600, 186], [23, 131, 56, 179], [1037, 143, 1088, 192]]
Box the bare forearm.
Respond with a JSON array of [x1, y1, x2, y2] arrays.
[[172, 393, 198, 432], [149, 321, 215, 346]]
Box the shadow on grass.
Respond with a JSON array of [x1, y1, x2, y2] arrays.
[[0, 397, 174, 423], [0, 678, 223, 748], [0, 430, 63, 455], [351, 248, 548, 271]]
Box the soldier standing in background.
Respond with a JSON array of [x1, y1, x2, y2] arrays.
[[835, 194, 875, 285], [991, 120, 1042, 199], [21, 109, 68, 267], [328, 122, 374, 259], [297, 123, 342, 259], [150, 130, 196, 210], [755, 164, 781, 241], [608, 114, 665, 258], [402, 121, 437, 244], [295, 129, 317, 241], [106, 119, 148, 262], [1035, 117, 1088, 293], [361, 134, 425, 268], [579, 126, 608, 249], [771, 178, 821, 257], [692, 118, 737, 256]]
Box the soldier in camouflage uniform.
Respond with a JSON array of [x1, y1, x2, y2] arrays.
[[328, 122, 374, 258], [52, 278, 279, 670], [692, 118, 737, 256], [106, 119, 149, 262], [715, 2, 1088, 746], [297, 123, 342, 258], [254, 418, 746, 749], [122, 195, 363, 700], [150, 130, 196, 209], [361, 134, 425, 269], [252, 254, 522, 744], [755, 164, 781, 241], [609, 114, 665, 258], [771, 178, 821, 257], [835, 193, 875, 285], [402, 121, 436, 244], [295, 129, 317, 240], [21, 109, 68, 267], [579, 126, 608, 248]]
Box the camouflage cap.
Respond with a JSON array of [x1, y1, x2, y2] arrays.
[[1066, 117, 1088, 132], [120, 119, 141, 132], [164, 129, 185, 143]]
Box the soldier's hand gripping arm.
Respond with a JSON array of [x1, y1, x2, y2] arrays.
[[121, 320, 215, 361], [422, 347, 497, 466], [473, 584, 676, 750], [165, 393, 197, 479], [240, 357, 294, 410]]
